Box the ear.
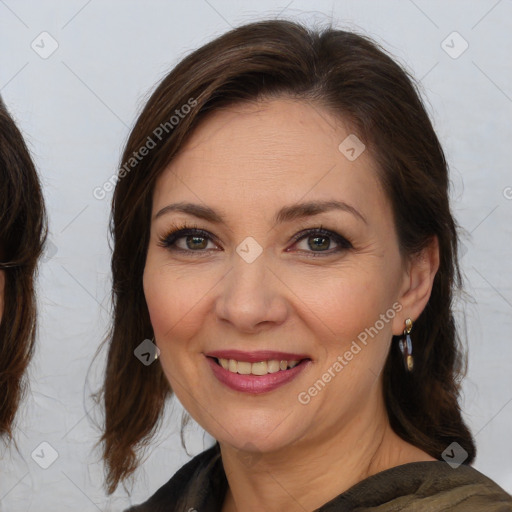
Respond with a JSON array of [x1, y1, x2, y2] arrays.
[[392, 236, 440, 336]]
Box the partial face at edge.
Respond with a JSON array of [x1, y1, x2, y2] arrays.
[[143, 98, 410, 453]]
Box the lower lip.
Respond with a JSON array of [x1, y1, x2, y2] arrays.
[[206, 357, 311, 394]]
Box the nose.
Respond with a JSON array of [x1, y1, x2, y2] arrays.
[[214, 249, 289, 333]]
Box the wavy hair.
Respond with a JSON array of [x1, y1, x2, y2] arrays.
[[0, 97, 47, 438]]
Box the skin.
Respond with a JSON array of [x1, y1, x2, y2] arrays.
[[143, 98, 439, 512]]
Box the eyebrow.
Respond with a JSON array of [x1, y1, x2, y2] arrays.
[[154, 199, 367, 225]]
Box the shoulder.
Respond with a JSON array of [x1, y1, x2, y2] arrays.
[[415, 462, 512, 509], [124, 443, 224, 512], [321, 461, 512, 511]]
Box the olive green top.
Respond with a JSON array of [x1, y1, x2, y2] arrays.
[[127, 442, 512, 511]]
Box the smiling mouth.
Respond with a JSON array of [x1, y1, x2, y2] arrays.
[[209, 356, 311, 376]]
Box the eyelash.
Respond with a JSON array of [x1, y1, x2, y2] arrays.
[[157, 221, 353, 258]]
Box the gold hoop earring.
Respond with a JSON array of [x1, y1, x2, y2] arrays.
[[398, 318, 413, 372]]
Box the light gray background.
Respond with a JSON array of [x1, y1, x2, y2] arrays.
[[0, 1, 511, 510]]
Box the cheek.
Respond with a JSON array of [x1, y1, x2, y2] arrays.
[[286, 265, 396, 377], [289, 264, 392, 333], [142, 257, 216, 344]]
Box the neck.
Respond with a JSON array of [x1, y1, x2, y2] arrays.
[[219, 391, 433, 512]]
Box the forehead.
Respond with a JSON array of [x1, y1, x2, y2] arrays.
[[152, 98, 384, 216]]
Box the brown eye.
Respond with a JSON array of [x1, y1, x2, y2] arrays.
[[307, 235, 330, 251], [183, 234, 209, 250], [158, 227, 218, 254], [291, 228, 352, 256]]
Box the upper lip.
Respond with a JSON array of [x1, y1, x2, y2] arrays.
[[205, 350, 311, 363]]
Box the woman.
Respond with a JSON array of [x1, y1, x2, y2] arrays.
[[0, 96, 47, 439], [100, 20, 512, 511]]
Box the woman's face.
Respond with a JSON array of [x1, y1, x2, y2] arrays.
[[143, 98, 411, 453]]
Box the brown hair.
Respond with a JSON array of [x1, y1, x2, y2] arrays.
[[100, 19, 475, 493], [0, 97, 47, 438]]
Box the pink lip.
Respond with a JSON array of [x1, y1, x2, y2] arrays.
[[206, 355, 312, 394], [205, 350, 310, 363]]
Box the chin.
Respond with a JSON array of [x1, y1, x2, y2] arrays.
[[211, 411, 305, 454]]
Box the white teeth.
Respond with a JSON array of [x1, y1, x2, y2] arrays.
[[217, 358, 303, 375], [251, 361, 268, 376], [237, 361, 252, 375], [267, 360, 280, 373]]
